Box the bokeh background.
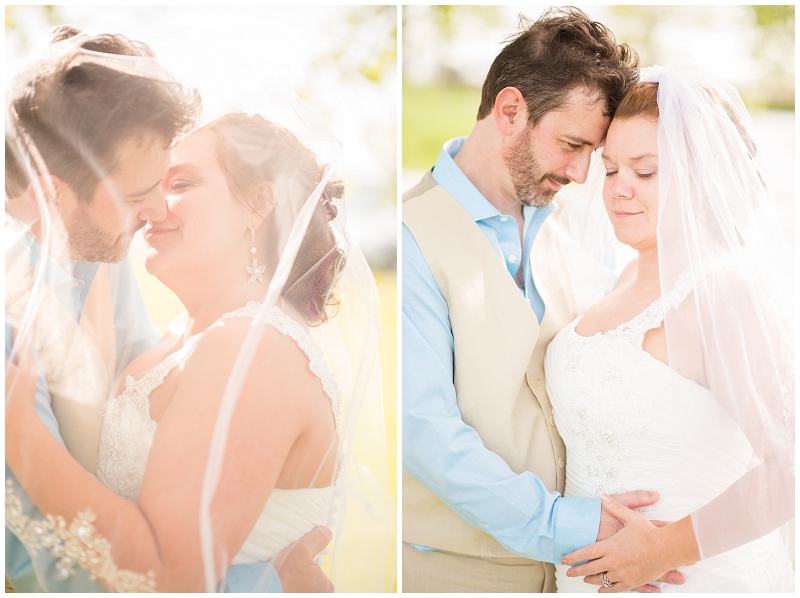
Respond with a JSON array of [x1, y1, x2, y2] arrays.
[[6, 4, 397, 589], [403, 5, 795, 249]]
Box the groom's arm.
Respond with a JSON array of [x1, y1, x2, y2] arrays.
[[5, 317, 110, 593], [402, 226, 600, 563]]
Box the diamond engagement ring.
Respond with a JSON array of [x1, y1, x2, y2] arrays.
[[602, 572, 614, 588]]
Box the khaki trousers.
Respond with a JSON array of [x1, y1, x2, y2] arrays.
[[402, 542, 556, 593]]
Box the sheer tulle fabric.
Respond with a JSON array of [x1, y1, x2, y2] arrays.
[[6, 26, 393, 592], [643, 64, 794, 559]]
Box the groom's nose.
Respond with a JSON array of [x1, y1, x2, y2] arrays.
[[564, 151, 592, 185], [136, 188, 168, 223]]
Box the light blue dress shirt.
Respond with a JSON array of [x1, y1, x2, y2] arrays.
[[5, 218, 282, 592], [403, 138, 601, 563]]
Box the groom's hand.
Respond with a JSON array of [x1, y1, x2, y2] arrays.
[[596, 490, 659, 542], [273, 526, 334, 592]]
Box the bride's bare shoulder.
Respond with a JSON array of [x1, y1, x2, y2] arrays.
[[186, 316, 326, 410]]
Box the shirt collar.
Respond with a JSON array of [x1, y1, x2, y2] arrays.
[[431, 137, 557, 223]]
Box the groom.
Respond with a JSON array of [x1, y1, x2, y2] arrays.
[[5, 26, 331, 593], [403, 8, 682, 592]]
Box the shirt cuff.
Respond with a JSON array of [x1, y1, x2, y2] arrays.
[[553, 496, 601, 562], [223, 562, 282, 593]]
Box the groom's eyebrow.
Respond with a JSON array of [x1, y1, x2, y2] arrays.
[[563, 134, 597, 147], [126, 180, 161, 198]]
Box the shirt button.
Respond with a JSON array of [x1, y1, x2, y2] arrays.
[[548, 415, 556, 427], [508, 254, 517, 263], [70, 280, 82, 289], [500, 216, 509, 222], [558, 457, 566, 468]]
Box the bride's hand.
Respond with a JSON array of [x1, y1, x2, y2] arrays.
[[563, 495, 696, 593], [597, 490, 660, 541]]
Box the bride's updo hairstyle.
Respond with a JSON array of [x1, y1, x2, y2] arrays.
[[207, 114, 346, 326], [612, 81, 659, 122]]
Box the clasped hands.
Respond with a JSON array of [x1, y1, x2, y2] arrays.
[[563, 491, 692, 593]]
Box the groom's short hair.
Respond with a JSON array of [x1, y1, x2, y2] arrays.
[[477, 7, 639, 125], [5, 26, 200, 201]]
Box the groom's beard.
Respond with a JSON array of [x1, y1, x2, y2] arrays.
[[504, 125, 570, 208], [68, 204, 145, 263]]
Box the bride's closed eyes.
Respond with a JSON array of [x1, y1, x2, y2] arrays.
[[604, 170, 657, 179], [167, 178, 193, 191], [164, 163, 205, 192]]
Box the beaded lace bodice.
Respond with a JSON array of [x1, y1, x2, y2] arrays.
[[96, 302, 342, 563], [546, 257, 753, 505]]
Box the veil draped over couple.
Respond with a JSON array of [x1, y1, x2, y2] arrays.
[[5, 24, 393, 593], [402, 7, 793, 593]]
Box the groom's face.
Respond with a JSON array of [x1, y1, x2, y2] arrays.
[[504, 88, 610, 207], [59, 131, 171, 263]]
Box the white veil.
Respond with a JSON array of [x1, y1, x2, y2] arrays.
[[557, 63, 794, 560], [6, 23, 393, 592], [643, 63, 793, 559]]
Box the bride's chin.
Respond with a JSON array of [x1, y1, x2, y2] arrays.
[[143, 247, 169, 277]]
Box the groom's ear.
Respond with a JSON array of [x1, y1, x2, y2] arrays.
[[493, 87, 528, 136], [30, 175, 80, 216], [248, 181, 278, 229]]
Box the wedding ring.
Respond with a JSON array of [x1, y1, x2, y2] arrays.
[[602, 572, 614, 588]]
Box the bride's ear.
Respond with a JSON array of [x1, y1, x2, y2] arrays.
[[249, 181, 277, 229]]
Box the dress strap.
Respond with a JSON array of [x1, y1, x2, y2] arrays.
[[220, 302, 342, 434], [121, 334, 202, 402], [620, 253, 743, 343]]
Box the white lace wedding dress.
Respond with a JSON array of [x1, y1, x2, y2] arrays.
[[545, 265, 794, 592], [96, 302, 342, 566]]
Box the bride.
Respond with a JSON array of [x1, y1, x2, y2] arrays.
[[6, 108, 387, 591], [546, 64, 794, 592]]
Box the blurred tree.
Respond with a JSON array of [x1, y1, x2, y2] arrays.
[[403, 5, 501, 85], [5, 5, 63, 53], [313, 5, 396, 85], [305, 5, 397, 209], [748, 5, 794, 109], [607, 5, 794, 109]]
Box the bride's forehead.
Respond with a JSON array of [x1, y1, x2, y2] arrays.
[[170, 128, 217, 163], [607, 117, 657, 145]]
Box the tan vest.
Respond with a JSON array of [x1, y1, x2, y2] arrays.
[[402, 172, 576, 557]]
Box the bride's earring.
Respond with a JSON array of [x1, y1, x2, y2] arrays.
[[245, 227, 265, 284]]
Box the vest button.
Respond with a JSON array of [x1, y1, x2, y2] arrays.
[[548, 415, 555, 427], [558, 457, 566, 468], [528, 375, 540, 387]]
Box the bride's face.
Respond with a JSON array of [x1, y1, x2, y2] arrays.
[[602, 116, 659, 252], [144, 128, 251, 281]]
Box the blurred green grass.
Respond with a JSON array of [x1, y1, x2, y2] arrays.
[[131, 261, 397, 503], [402, 82, 480, 169]]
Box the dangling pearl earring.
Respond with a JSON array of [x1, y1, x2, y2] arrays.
[[245, 227, 265, 283]]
